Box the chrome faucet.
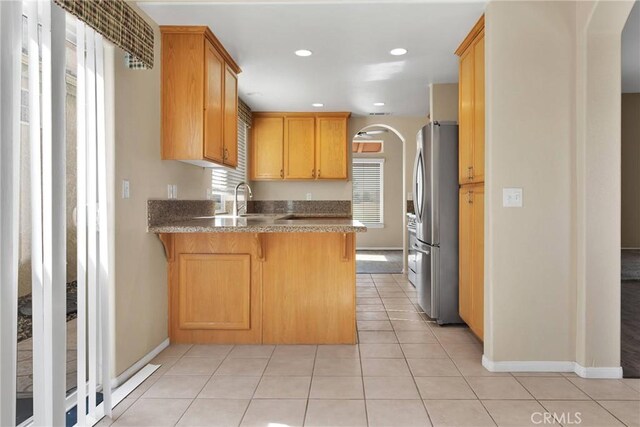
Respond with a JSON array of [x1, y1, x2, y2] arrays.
[[233, 182, 253, 217]]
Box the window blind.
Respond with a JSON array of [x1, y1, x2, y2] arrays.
[[211, 119, 248, 195], [352, 159, 384, 225]]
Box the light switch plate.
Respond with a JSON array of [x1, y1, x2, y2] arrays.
[[122, 180, 130, 199], [306, 193, 312, 200], [503, 187, 523, 208]]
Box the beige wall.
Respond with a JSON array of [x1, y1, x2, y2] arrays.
[[250, 181, 352, 201], [485, 0, 577, 363], [113, 9, 210, 375], [622, 93, 640, 248], [485, 0, 633, 373], [429, 83, 459, 123]]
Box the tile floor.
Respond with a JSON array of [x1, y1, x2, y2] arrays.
[[99, 274, 640, 427]]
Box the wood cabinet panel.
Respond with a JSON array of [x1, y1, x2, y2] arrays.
[[251, 117, 284, 180], [168, 233, 262, 344], [284, 117, 316, 179], [178, 253, 250, 330], [316, 117, 348, 179], [203, 41, 224, 163], [161, 33, 204, 160], [458, 48, 474, 185], [457, 15, 484, 341], [471, 185, 484, 340], [472, 32, 485, 183], [223, 66, 238, 167], [458, 183, 484, 341], [262, 233, 356, 344], [458, 187, 473, 324]]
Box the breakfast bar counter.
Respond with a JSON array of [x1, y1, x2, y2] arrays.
[[149, 200, 366, 345]]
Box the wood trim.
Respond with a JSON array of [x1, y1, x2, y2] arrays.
[[157, 233, 174, 261], [160, 25, 241, 74], [253, 112, 351, 118], [455, 14, 484, 56]]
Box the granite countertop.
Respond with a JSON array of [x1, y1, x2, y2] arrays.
[[147, 199, 367, 233], [149, 214, 367, 233]]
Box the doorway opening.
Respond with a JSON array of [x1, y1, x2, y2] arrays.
[[351, 124, 407, 274], [621, 0, 640, 379]]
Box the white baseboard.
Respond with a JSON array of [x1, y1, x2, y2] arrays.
[[574, 364, 623, 379], [111, 338, 169, 388], [356, 247, 404, 251], [482, 355, 622, 379]]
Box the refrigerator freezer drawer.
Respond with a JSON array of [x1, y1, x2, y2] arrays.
[[414, 242, 438, 319]]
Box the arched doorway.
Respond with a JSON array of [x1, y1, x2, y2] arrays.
[[350, 124, 408, 274]]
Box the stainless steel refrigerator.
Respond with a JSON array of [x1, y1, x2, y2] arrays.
[[412, 122, 462, 324]]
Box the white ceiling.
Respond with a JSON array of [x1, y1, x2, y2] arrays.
[[138, 1, 486, 116], [622, 1, 640, 93]]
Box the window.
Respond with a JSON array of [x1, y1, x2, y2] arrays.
[[352, 159, 384, 227], [211, 118, 248, 211]]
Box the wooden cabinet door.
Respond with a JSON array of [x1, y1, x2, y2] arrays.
[[471, 185, 484, 340], [178, 253, 251, 330], [458, 186, 473, 324], [203, 40, 224, 163], [251, 117, 284, 180], [284, 117, 316, 179], [472, 33, 485, 184], [316, 117, 348, 179], [458, 47, 474, 184], [223, 66, 238, 167]]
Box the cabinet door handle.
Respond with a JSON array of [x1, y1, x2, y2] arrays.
[[223, 148, 228, 161], [280, 169, 284, 178], [317, 169, 321, 178], [467, 166, 473, 180], [467, 190, 473, 204], [312, 169, 316, 178]]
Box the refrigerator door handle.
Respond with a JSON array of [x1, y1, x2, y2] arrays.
[[413, 150, 424, 222], [412, 244, 430, 255]]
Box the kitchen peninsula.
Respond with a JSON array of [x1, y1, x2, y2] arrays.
[[148, 200, 366, 345]]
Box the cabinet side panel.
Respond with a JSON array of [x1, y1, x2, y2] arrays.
[[162, 33, 204, 160], [262, 233, 356, 344]]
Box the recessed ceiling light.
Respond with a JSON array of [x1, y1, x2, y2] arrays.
[[312, 103, 324, 107], [373, 102, 385, 106], [390, 48, 408, 56], [295, 49, 313, 57]]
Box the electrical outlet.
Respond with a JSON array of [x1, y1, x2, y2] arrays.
[[173, 184, 178, 199], [122, 180, 130, 199], [306, 193, 312, 201], [168, 184, 178, 200], [206, 188, 213, 200]]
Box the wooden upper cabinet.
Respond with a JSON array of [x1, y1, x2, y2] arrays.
[[316, 117, 348, 179], [161, 26, 241, 168], [284, 117, 316, 179], [456, 16, 484, 185], [223, 66, 238, 167], [250, 117, 284, 180], [472, 32, 485, 183], [458, 48, 474, 184], [251, 112, 350, 181], [203, 41, 224, 163]]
